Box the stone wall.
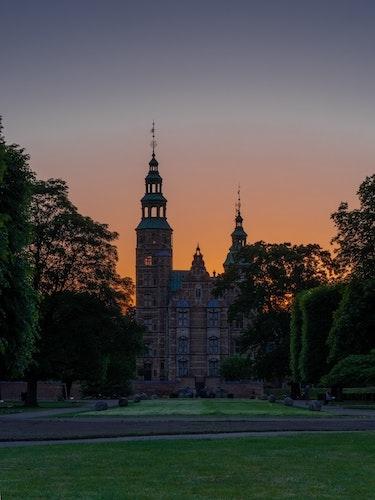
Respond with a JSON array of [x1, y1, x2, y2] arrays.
[[205, 379, 264, 397], [133, 378, 263, 397], [0, 381, 82, 401]]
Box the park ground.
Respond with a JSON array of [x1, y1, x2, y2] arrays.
[[0, 432, 374, 499], [72, 398, 331, 418]]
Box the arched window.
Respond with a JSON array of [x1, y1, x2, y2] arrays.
[[177, 308, 189, 327], [208, 359, 220, 377], [208, 336, 219, 354], [177, 359, 189, 377], [177, 336, 189, 354], [207, 308, 220, 327]]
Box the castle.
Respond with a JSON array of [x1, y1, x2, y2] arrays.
[[134, 131, 260, 395]]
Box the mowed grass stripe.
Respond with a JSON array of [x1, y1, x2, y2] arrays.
[[79, 398, 327, 418], [0, 433, 374, 498]]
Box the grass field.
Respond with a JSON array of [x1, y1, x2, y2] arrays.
[[78, 398, 327, 418], [0, 433, 374, 498], [0, 401, 80, 415]]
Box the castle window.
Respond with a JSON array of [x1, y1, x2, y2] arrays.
[[144, 343, 152, 356], [177, 359, 189, 377], [144, 362, 152, 381], [177, 308, 189, 327], [207, 309, 220, 327], [196, 287, 201, 299], [143, 318, 152, 331], [208, 336, 219, 355], [144, 256, 153, 266], [144, 295, 152, 308], [177, 336, 189, 354], [208, 359, 220, 377]]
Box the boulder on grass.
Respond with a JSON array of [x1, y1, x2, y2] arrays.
[[283, 397, 294, 407], [94, 401, 108, 411], [268, 394, 276, 403], [151, 394, 159, 400], [308, 400, 322, 412], [118, 398, 128, 407], [139, 392, 148, 400], [133, 395, 141, 403]]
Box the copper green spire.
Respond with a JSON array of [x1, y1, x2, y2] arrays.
[[223, 186, 248, 269]]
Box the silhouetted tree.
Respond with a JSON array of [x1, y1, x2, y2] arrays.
[[0, 121, 38, 387], [35, 292, 143, 398], [215, 242, 334, 381], [331, 174, 375, 279], [25, 178, 136, 405], [297, 284, 343, 384]]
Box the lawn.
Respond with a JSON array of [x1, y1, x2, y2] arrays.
[[78, 398, 327, 418], [0, 433, 374, 498], [0, 401, 80, 415]]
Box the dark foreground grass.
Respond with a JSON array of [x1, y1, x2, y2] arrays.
[[0, 433, 374, 499]]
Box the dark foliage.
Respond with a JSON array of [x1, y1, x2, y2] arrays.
[[331, 174, 375, 279], [0, 121, 38, 377]]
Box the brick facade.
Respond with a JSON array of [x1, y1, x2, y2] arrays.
[[134, 149, 262, 395]]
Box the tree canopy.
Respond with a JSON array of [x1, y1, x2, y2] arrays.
[[297, 284, 343, 384], [327, 279, 375, 365], [215, 241, 334, 380], [331, 174, 375, 279], [35, 291, 143, 397], [322, 351, 375, 388], [29, 178, 133, 309], [0, 122, 38, 377]]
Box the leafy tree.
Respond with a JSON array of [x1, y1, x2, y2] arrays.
[[220, 355, 253, 381], [25, 178, 136, 405], [215, 242, 334, 380], [327, 279, 375, 365], [34, 292, 143, 398], [331, 174, 375, 279], [0, 122, 38, 380], [297, 285, 343, 384], [29, 178, 133, 309], [321, 351, 375, 387]]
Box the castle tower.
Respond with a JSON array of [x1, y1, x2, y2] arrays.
[[136, 124, 172, 381], [224, 187, 247, 270]]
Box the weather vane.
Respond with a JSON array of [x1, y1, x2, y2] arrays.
[[150, 121, 157, 157]]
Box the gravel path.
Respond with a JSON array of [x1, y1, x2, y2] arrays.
[[0, 416, 374, 442]]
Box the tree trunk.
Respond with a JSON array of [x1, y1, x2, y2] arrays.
[[290, 382, 301, 399], [25, 379, 38, 407], [65, 380, 73, 399]]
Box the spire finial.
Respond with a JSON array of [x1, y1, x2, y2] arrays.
[[150, 121, 157, 158], [236, 183, 241, 216]]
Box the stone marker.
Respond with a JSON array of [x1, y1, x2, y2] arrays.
[[94, 401, 108, 411], [283, 397, 294, 406], [308, 400, 322, 411], [268, 394, 276, 403]]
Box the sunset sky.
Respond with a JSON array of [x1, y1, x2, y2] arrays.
[[2, 0, 374, 279]]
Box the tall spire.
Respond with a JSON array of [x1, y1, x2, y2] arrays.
[[136, 123, 171, 229], [223, 186, 248, 270]]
